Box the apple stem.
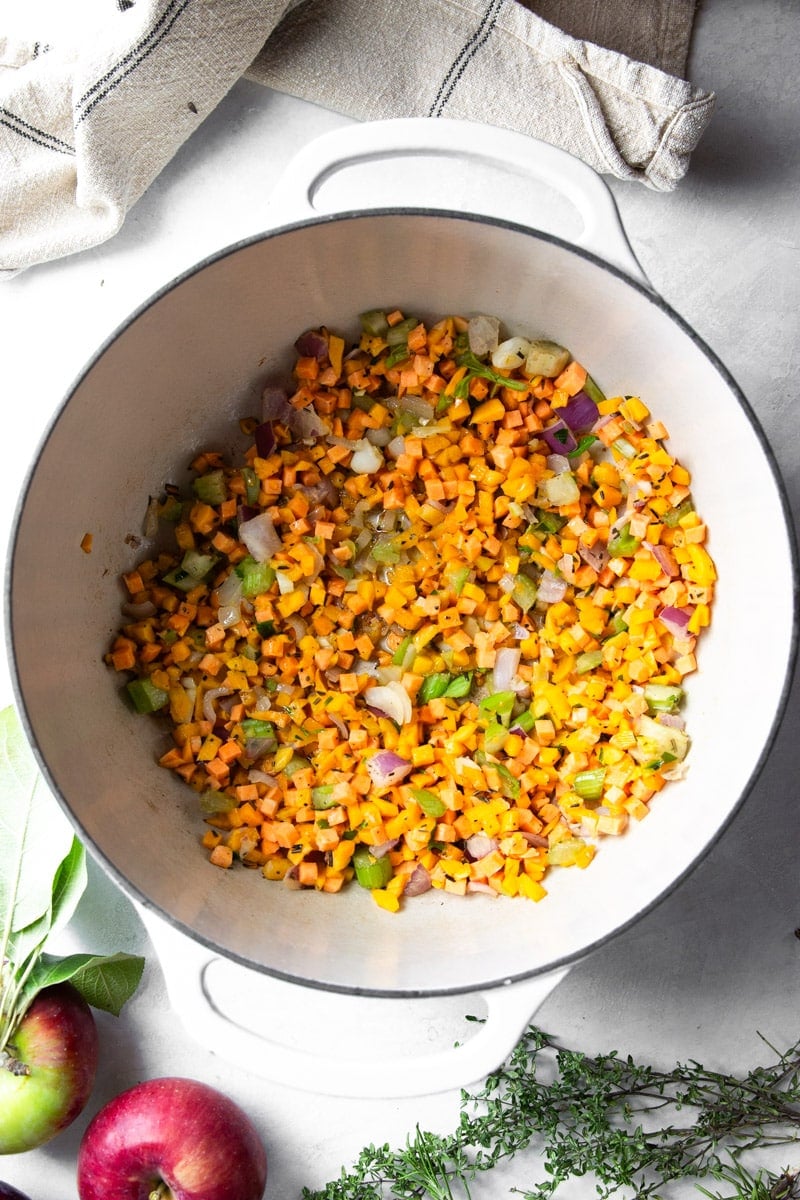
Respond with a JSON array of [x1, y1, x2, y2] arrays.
[[148, 1186, 173, 1200]]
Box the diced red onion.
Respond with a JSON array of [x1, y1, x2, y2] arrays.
[[493, 646, 522, 693], [122, 600, 157, 619], [645, 542, 680, 579], [364, 681, 413, 726], [467, 881, 498, 896], [541, 420, 577, 455], [466, 834, 499, 860], [292, 406, 329, 441], [578, 540, 609, 573], [560, 390, 599, 432], [557, 553, 576, 583], [294, 329, 329, 359], [546, 453, 571, 474], [216, 571, 243, 628], [248, 769, 278, 785], [365, 750, 413, 787], [537, 569, 568, 605], [404, 864, 433, 897], [239, 511, 281, 562], [369, 837, 400, 859], [521, 831, 549, 848], [658, 605, 692, 637], [657, 712, 686, 730], [304, 476, 338, 507], [261, 387, 291, 423], [254, 420, 276, 458]]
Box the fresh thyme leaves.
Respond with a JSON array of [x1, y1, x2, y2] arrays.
[[301, 1024, 800, 1200]]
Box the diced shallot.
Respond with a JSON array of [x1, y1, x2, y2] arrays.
[[560, 390, 599, 432], [537, 569, 568, 605], [202, 687, 233, 723], [404, 864, 432, 897], [493, 646, 522, 693], [658, 605, 692, 637], [466, 834, 499, 860]]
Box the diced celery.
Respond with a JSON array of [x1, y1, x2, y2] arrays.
[[198, 790, 237, 814], [241, 718, 276, 740], [512, 709, 535, 733], [419, 673, 452, 703], [575, 649, 604, 674], [496, 764, 520, 798], [444, 673, 472, 700], [353, 844, 394, 889], [359, 309, 389, 337], [236, 555, 276, 597], [574, 768, 605, 802], [385, 316, 418, 346], [479, 691, 515, 725], [512, 573, 538, 613], [371, 535, 401, 564], [644, 683, 684, 713], [163, 549, 218, 591], [193, 469, 228, 506], [483, 721, 509, 755], [312, 786, 338, 810], [608, 523, 640, 557], [582, 375, 606, 406], [392, 636, 414, 667], [126, 678, 168, 714], [662, 497, 695, 528]]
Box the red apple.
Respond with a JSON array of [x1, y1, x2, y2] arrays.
[[77, 1077, 267, 1200], [0, 982, 98, 1154]]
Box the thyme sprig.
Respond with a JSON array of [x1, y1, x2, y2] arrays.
[[302, 1023, 800, 1200]]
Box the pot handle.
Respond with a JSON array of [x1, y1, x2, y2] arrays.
[[267, 117, 650, 288], [138, 905, 567, 1098]]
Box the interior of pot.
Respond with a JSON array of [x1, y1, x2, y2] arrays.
[[8, 212, 796, 995]]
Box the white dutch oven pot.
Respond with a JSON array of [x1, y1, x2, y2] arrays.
[[7, 120, 797, 1097]]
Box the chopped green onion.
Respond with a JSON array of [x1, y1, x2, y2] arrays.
[[456, 350, 529, 392], [256, 619, 276, 638], [569, 434, 599, 457], [126, 678, 169, 714], [240, 467, 260, 506], [512, 709, 535, 733], [352, 844, 393, 890], [392, 635, 414, 667], [411, 788, 446, 818]]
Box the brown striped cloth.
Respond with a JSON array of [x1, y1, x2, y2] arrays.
[[0, 0, 713, 275]]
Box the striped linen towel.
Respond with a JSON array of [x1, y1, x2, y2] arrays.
[[0, 0, 714, 275]]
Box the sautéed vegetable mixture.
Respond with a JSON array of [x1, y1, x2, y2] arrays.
[[107, 310, 715, 912]]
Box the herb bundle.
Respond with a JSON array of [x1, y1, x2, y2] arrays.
[[303, 1022, 800, 1200]]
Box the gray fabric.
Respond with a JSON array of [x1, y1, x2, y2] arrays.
[[0, 0, 714, 276]]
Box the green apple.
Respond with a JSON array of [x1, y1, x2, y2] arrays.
[[0, 982, 98, 1154]]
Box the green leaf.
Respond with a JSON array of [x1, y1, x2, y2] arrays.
[[48, 837, 88, 941], [0, 707, 74, 947], [28, 952, 145, 1017]]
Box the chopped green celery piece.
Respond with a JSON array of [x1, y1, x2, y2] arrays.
[[582, 375, 606, 406], [575, 649, 604, 674], [662, 496, 695, 528], [479, 691, 515, 725], [419, 672, 452, 703], [163, 549, 218, 591], [157, 495, 184, 522], [283, 755, 311, 776], [359, 309, 389, 337], [240, 467, 260, 506], [435, 394, 452, 416], [446, 565, 471, 596], [533, 509, 567, 535], [644, 683, 684, 713], [612, 437, 637, 460], [193, 469, 228, 506], [444, 673, 472, 700], [241, 718, 275, 740], [385, 343, 411, 369], [352, 844, 394, 889], [256, 619, 276, 637], [198, 790, 238, 814], [126, 678, 168, 713], [411, 788, 446, 818], [608, 523, 640, 557], [236, 555, 276, 597], [496, 764, 520, 798], [371, 535, 401, 564], [574, 768, 606, 802], [511, 709, 535, 733], [385, 316, 418, 346], [483, 721, 509, 755], [392, 635, 414, 667], [312, 785, 338, 810], [609, 611, 629, 635], [512, 573, 538, 613]]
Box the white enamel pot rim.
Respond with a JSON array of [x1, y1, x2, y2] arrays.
[[7, 119, 799, 1096]]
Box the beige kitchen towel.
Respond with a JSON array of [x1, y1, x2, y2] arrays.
[[0, 0, 714, 276]]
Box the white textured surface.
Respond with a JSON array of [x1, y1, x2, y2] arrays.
[[2, 0, 799, 1196]]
